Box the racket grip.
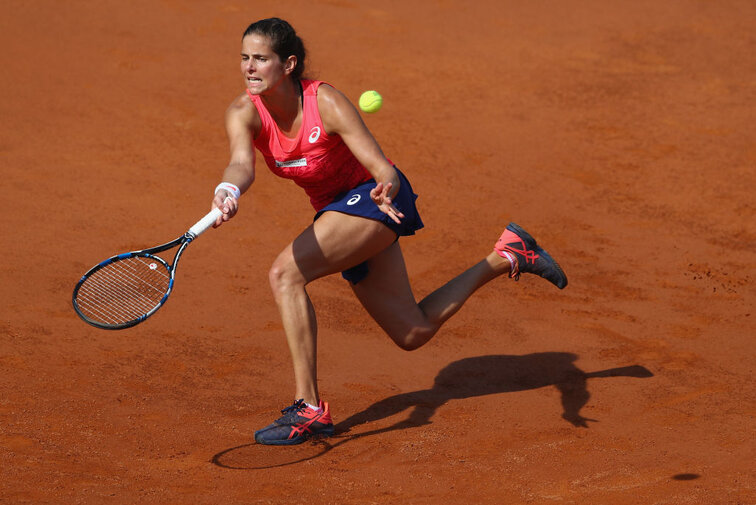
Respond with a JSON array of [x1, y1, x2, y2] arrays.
[[188, 198, 231, 237]]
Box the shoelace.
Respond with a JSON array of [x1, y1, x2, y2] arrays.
[[276, 399, 308, 423], [509, 255, 521, 281]]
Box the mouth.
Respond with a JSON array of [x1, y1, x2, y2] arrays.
[[247, 76, 262, 84]]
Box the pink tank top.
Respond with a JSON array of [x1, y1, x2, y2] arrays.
[[248, 80, 373, 211]]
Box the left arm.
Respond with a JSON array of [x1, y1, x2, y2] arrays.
[[317, 84, 404, 223]]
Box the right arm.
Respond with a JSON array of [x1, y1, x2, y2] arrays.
[[212, 93, 259, 227]]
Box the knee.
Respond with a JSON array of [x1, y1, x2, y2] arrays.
[[268, 256, 305, 298], [392, 327, 434, 352]]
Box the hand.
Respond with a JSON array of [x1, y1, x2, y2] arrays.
[[370, 181, 405, 224], [211, 191, 238, 228]]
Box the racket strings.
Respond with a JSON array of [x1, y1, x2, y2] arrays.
[[76, 256, 171, 325]]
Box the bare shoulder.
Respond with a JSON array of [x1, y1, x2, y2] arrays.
[[316, 83, 350, 109], [316, 83, 359, 134], [226, 92, 257, 120], [225, 92, 261, 136]]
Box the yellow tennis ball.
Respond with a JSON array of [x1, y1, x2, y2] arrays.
[[359, 90, 383, 113]]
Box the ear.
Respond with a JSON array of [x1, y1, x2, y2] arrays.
[[283, 55, 297, 76]]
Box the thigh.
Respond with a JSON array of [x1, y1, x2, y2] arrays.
[[350, 242, 431, 341], [281, 211, 398, 284]]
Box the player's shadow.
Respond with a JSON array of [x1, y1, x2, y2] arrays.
[[337, 352, 653, 434], [210, 353, 652, 469]]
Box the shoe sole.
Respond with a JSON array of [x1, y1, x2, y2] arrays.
[[254, 426, 335, 446], [506, 223, 568, 289]]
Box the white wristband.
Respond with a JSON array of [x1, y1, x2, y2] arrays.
[[215, 182, 241, 199]]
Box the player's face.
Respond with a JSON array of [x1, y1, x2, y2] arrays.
[[240, 34, 291, 94]]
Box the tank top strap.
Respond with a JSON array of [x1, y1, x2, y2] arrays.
[[301, 79, 326, 97], [300, 80, 330, 143]]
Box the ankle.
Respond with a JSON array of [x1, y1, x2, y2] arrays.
[[488, 250, 516, 277]]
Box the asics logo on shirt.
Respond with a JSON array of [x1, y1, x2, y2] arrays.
[[308, 126, 321, 143]]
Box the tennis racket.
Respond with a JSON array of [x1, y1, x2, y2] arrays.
[[72, 202, 228, 330]]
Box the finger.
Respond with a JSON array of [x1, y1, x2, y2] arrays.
[[225, 200, 237, 216], [213, 195, 237, 227], [221, 195, 234, 212], [228, 199, 242, 216], [383, 205, 403, 224], [370, 183, 384, 202], [381, 187, 392, 201], [385, 200, 404, 218], [213, 192, 228, 210]]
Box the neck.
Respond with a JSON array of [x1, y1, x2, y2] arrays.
[[261, 78, 301, 128]]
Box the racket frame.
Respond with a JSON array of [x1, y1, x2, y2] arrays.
[[72, 202, 224, 330], [72, 234, 194, 329]]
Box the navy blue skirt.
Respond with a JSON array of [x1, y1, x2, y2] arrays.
[[314, 166, 424, 284]]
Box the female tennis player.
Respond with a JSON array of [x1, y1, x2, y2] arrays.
[[210, 18, 567, 445]]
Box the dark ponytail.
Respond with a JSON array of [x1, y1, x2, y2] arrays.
[[243, 18, 306, 81]]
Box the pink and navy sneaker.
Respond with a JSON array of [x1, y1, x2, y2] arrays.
[[254, 399, 335, 445], [495, 223, 568, 289]]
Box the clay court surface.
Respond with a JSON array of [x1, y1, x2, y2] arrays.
[[1, 0, 754, 503]]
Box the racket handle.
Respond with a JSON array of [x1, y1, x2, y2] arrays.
[[188, 198, 231, 238]]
